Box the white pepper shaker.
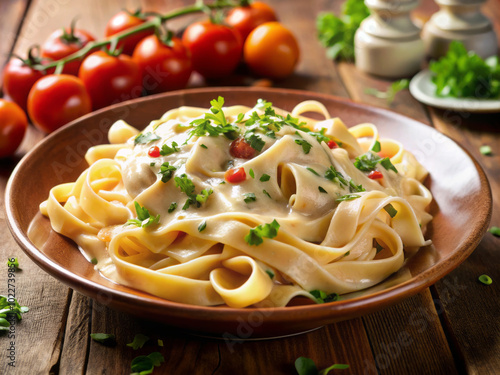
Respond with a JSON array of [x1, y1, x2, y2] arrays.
[[422, 0, 498, 59], [355, 0, 424, 78]]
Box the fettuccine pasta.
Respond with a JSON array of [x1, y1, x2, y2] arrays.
[[40, 97, 432, 308]]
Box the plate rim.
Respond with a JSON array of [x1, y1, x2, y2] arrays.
[[4, 87, 493, 333]]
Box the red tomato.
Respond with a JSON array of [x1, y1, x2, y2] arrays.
[[79, 51, 142, 110], [27, 74, 91, 133], [3, 58, 45, 111], [327, 140, 338, 149], [41, 27, 96, 75], [105, 10, 154, 56], [0, 99, 28, 158], [229, 137, 256, 159], [182, 21, 242, 79], [225, 1, 278, 41], [132, 35, 192, 94], [368, 170, 384, 179], [148, 146, 160, 157], [244, 22, 299, 79], [225, 167, 247, 183]]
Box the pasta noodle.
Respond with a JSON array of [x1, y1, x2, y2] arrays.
[[40, 98, 432, 308]]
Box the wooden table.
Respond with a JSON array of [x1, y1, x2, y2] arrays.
[[1, 0, 499, 374]]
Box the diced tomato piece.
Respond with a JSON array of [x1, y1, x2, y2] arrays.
[[327, 140, 338, 149], [225, 167, 246, 183], [368, 170, 384, 179], [230, 137, 256, 159], [148, 146, 160, 157]]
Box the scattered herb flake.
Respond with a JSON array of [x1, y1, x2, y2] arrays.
[[310, 290, 339, 304], [295, 138, 313, 154], [371, 140, 381, 152], [245, 219, 280, 246], [245, 133, 266, 152], [478, 274, 493, 285], [365, 79, 410, 104], [307, 167, 320, 176], [335, 194, 361, 202], [157, 339, 164, 347], [489, 226, 500, 237], [7, 258, 19, 269], [131, 352, 165, 374], [260, 174, 271, 182], [160, 141, 180, 156], [266, 270, 275, 279], [384, 204, 398, 218], [168, 202, 177, 213], [158, 162, 177, 183], [374, 239, 384, 254], [480, 145, 492, 156], [244, 193, 257, 203], [200, 143, 208, 149], [127, 333, 150, 350], [90, 333, 116, 346], [90, 258, 98, 265], [263, 189, 272, 199], [198, 220, 207, 232], [249, 169, 255, 178], [318, 186, 327, 193], [134, 132, 160, 145], [126, 202, 160, 228]]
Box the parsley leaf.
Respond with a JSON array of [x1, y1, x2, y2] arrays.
[[318, 186, 327, 193], [384, 204, 398, 218], [260, 174, 271, 182], [478, 274, 493, 285], [307, 167, 320, 176], [249, 169, 255, 178], [244, 132, 266, 152], [489, 226, 500, 237], [316, 0, 370, 60], [371, 140, 381, 152], [174, 174, 213, 210], [131, 352, 165, 374], [263, 189, 272, 199], [200, 143, 208, 149], [354, 152, 398, 174], [266, 270, 275, 279], [7, 258, 19, 270], [158, 162, 176, 183], [245, 219, 280, 246], [336, 194, 361, 202], [126, 202, 160, 227], [295, 138, 313, 154], [480, 145, 492, 156], [127, 333, 149, 350], [374, 239, 384, 254], [134, 132, 160, 145], [244, 193, 257, 203], [90, 333, 116, 346], [310, 290, 339, 304], [168, 202, 177, 213], [198, 220, 207, 232], [160, 141, 179, 156]]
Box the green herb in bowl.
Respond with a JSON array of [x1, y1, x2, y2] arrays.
[[430, 41, 500, 99]]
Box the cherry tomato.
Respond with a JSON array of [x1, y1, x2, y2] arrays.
[[79, 51, 142, 110], [132, 35, 192, 94], [229, 137, 256, 159], [3, 57, 45, 111], [148, 146, 160, 158], [244, 22, 300, 79], [368, 171, 384, 179], [0, 99, 28, 158], [41, 26, 96, 76], [225, 167, 247, 183], [225, 1, 278, 41], [105, 10, 154, 56], [182, 21, 242, 79], [27, 74, 91, 133]]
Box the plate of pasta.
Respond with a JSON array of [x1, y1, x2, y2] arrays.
[[6, 87, 491, 338]]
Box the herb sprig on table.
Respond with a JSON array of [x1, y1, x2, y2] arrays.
[[430, 41, 500, 99]]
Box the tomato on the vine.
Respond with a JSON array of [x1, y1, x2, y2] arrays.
[[27, 74, 91, 133], [225, 1, 278, 42], [3, 56, 45, 111], [132, 35, 192, 94], [182, 21, 242, 79], [244, 22, 299, 79], [105, 10, 154, 56], [41, 24, 96, 76], [0, 99, 28, 158], [79, 50, 142, 110]]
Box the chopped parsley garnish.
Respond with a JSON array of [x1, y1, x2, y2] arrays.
[[0, 294, 28, 332], [310, 290, 339, 303], [307, 167, 320, 176], [480, 145, 492, 156], [150, 162, 156, 167], [245, 219, 280, 246], [90, 333, 116, 346], [160, 141, 179, 156], [384, 204, 398, 218], [336, 194, 361, 202], [295, 136, 313, 154], [260, 174, 270, 182], [126, 202, 160, 227], [200, 144, 208, 149], [488, 226, 500, 237], [131, 352, 165, 374], [198, 220, 207, 232], [168, 202, 177, 213], [295, 357, 349, 375], [157, 339, 164, 347], [343, 251, 350, 257], [354, 152, 398, 173], [263, 189, 272, 199], [244, 132, 266, 152], [374, 239, 384, 254], [90, 258, 98, 265], [7, 258, 19, 270], [266, 270, 275, 279], [365, 79, 410, 104], [325, 165, 364, 192], [371, 140, 381, 152], [236, 113, 245, 123], [478, 274, 493, 285], [249, 169, 255, 178], [244, 193, 257, 203], [134, 132, 160, 145], [158, 162, 176, 183], [318, 186, 327, 193], [174, 174, 213, 210], [127, 333, 150, 350]]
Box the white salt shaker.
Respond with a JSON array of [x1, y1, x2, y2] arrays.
[[355, 0, 424, 78], [422, 0, 498, 59]]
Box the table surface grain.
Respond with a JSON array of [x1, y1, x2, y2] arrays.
[[0, 1, 499, 374]]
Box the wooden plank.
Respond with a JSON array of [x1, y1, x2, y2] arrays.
[[0, 0, 30, 83]]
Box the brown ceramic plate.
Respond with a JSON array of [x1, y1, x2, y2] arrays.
[[5, 87, 492, 338]]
